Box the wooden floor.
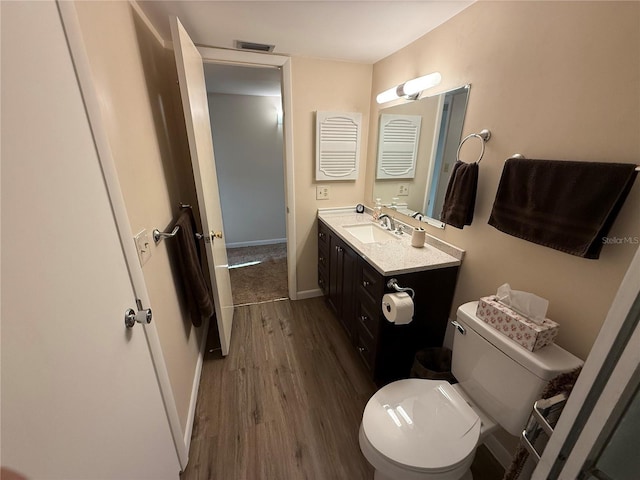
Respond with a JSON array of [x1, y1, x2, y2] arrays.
[[181, 297, 505, 480], [182, 297, 376, 479]]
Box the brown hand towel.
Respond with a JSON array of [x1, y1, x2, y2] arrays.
[[489, 159, 637, 259], [174, 209, 214, 327], [440, 160, 479, 228]]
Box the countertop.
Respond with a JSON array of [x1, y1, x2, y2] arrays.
[[317, 207, 464, 276]]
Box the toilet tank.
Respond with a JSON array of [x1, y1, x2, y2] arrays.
[[452, 301, 583, 436]]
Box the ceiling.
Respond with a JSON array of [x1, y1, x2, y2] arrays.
[[138, 1, 473, 64]]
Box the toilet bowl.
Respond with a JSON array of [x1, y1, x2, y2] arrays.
[[359, 378, 481, 480], [359, 301, 584, 480]]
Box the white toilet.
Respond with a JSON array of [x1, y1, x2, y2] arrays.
[[359, 301, 583, 480]]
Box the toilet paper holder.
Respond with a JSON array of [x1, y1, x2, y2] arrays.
[[387, 278, 415, 299]]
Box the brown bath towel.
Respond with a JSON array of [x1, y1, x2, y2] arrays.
[[440, 160, 479, 228], [174, 209, 214, 327], [489, 159, 637, 259]]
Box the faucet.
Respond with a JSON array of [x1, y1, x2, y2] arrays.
[[378, 214, 395, 231]]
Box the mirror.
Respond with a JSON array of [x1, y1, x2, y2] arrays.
[[373, 85, 470, 228]]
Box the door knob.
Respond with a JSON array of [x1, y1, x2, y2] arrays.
[[211, 231, 223, 239], [125, 307, 153, 328]]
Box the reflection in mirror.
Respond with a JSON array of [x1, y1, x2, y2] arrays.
[[373, 85, 470, 228]]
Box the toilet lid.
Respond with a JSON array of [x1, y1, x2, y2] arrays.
[[362, 379, 481, 472]]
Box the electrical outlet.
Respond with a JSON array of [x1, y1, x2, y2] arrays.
[[134, 229, 152, 266], [398, 184, 409, 196], [316, 185, 330, 200]]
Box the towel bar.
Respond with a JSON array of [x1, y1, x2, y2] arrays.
[[510, 154, 639, 171], [153, 204, 206, 244], [520, 393, 568, 464], [153, 226, 204, 244], [153, 226, 179, 243]]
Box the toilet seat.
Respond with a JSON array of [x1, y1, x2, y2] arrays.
[[361, 379, 481, 473]]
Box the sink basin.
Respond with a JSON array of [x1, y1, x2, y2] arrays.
[[343, 223, 398, 244]]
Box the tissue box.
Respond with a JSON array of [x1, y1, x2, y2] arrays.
[[476, 296, 559, 351]]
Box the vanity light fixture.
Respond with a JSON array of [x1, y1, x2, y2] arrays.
[[376, 72, 442, 104]]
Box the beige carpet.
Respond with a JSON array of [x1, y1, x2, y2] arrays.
[[227, 243, 288, 306]]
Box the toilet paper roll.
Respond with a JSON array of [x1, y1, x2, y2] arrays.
[[382, 292, 414, 325]]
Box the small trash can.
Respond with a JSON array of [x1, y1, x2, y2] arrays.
[[410, 347, 457, 383]]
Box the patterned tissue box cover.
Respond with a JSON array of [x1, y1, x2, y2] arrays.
[[476, 296, 559, 351]]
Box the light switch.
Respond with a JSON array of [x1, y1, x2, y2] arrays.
[[134, 229, 152, 266]]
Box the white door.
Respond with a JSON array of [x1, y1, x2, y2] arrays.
[[170, 17, 235, 355], [1, 1, 179, 478]]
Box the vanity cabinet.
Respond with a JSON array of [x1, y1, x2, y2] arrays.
[[318, 218, 459, 386], [317, 221, 330, 296], [318, 220, 358, 339]]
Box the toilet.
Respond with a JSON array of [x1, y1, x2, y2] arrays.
[[359, 301, 583, 480]]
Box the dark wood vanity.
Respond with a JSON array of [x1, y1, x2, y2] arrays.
[[318, 217, 460, 386]]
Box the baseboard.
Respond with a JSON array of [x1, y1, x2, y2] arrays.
[[296, 288, 324, 300], [483, 433, 514, 469], [184, 318, 210, 450], [226, 238, 286, 248]]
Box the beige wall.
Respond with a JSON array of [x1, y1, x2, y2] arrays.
[[291, 57, 373, 294], [75, 1, 202, 433], [366, 1, 640, 362]]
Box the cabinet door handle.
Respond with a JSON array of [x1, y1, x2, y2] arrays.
[[319, 256, 325, 264], [360, 315, 368, 323], [358, 346, 367, 353], [336, 245, 343, 253], [318, 232, 325, 239], [362, 280, 370, 287]]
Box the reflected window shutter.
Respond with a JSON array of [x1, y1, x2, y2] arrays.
[[376, 114, 421, 179], [316, 111, 362, 181]]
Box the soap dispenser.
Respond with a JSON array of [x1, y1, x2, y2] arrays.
[[373, 198, 382, 220]]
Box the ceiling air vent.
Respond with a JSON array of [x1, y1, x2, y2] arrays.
[[234, 40, 275, 53]]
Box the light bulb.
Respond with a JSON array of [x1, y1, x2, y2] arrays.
[[402, 72, 442, 96], [376, 86, 400, 104]]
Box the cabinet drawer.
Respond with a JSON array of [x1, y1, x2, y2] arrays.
[[359, 262, 384, 303], [318, 250, 329, 273], [317, 220, 330, 253], [356, 299, 379, 338], [318, 269, 329, 295], [355, 323, 376, 372]]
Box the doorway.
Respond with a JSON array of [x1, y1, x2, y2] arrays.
[[203, 63, 288, 305]]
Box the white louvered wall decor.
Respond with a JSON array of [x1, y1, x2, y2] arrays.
[[376, 114, 422, 179], [316, 111, 362, 181]]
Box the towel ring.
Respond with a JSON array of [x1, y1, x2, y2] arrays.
[[457, 129, 491, 164]]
